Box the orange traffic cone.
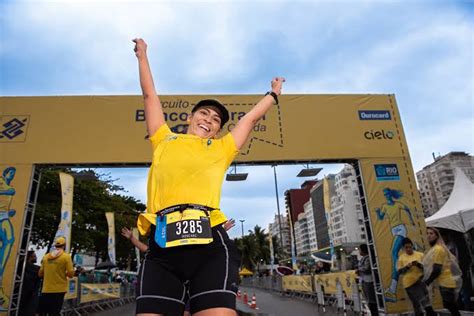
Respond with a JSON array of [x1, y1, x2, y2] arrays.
[[243, 291, 248, 305], [237, 290, 241, 300], [250, 293, 257, 309]]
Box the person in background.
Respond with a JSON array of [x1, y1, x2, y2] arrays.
[[397, 238, 435, 316], [357, 244, 378, 316], [423, 227, 462, 316], [37, 236, 74, 316], [19, 250, 40, 315]]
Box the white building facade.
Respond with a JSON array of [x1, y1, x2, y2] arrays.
[[294, 212, 311, 256], [327, 164, 365, 245], [417, 152, 474, 217], [269, 214, 291, 255]]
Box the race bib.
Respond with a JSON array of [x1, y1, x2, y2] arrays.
[[155, 209, 212, 248]]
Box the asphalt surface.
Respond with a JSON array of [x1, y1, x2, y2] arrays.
[[92, 286, 343, 316]]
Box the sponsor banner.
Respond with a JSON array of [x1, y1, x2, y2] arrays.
[[0, 164, 33, 312], [282, 275, 313, 293], [374, 164, 400, 181], [105, 212, 116, 265], [80, 283, 121, 303], [64, 277, 78, 300], [363, 129, 395, 140], [0, 116, 30, 142], [314, 271, 357, 296], [132, 228, 140, 272], [359, 158, 440, 313], [54, 172, 74, 252], [358, 110, 391, 120], [1, 95, 407, 164]]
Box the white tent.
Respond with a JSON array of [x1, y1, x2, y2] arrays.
[[426, 168, 474, 233]]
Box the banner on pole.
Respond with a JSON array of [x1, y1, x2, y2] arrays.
[[105, 212, 116, 265], [132, 227, 140, 272], [54, 172, 74, 252]]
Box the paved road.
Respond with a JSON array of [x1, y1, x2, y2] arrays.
[[93, 303, 135, 315], [92, 287, 340, 316], [238, 286, 323, 315]]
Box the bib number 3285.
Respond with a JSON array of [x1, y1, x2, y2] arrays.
[[175, 220, 202, 235], [155, 211, 212, 248]]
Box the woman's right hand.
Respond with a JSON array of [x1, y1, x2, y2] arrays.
[[132, 38, 147, 59]]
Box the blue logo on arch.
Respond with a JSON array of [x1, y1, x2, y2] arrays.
[[359, 110, 391, 120], [374, 164, 400, 181]]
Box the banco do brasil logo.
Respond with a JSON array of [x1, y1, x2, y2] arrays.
[[0, 116, 30, 142]]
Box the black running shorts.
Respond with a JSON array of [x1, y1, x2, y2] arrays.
[[136, 225, 241, 315]]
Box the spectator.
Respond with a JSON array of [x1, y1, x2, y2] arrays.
[[423, 227, 462, 316], [37, 236, 74, 316], [19, 250, 40, 315], [397, 238, 435, 316], [357, 244, 378, 315]]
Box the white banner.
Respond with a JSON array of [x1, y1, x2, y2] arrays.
[[54, 172, 74, 252], [105, 212, 116, 264], [132, 228, 140, 272], [269, 230, 274, 276]]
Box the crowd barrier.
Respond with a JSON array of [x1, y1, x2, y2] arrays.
[[240, 270, 366, 314], [60, 278, 136, 315]]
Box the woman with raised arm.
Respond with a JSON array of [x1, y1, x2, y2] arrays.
[[133, 38, 285, 316]]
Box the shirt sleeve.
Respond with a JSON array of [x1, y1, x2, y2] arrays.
[[66, 255, 74, 276], [149, 124, 172, 151], [219, 132, 239, 166]]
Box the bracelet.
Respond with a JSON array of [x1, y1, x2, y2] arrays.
[[265, 91, 279, 105]]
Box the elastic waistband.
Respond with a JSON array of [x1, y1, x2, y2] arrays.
[[158, 204, 215, 216]]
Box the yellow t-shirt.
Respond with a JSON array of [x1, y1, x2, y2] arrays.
[[431, 244, 456, 288], [397, 251, 424, 288], [40, 252, 74, 293], [381, 201, 406, 227], [138, 124, 239, 235]]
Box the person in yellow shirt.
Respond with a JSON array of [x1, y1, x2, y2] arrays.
[[397, 238, 435, 316], [133, 38, 285, 316], [423, 227, 462, 316], [375, 187, 416, 302], [37, 236, 74, 316]]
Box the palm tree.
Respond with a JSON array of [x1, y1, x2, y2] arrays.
[[235, 234, 257, 270], [251, 225, 270, 264]]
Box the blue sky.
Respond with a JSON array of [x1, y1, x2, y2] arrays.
[[1, 0, 473, 238]]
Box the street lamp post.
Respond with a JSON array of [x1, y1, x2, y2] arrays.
[[239, 219, 245, 238], [272, 165, 284, 250]]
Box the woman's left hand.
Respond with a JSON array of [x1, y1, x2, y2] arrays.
[[271, 77, 286, 95]]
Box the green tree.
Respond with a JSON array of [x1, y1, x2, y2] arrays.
[[31, 168, 145, 270], [234, 234, 257, 270]]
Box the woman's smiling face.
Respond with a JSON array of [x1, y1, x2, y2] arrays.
[[187, 107, 222, 138]]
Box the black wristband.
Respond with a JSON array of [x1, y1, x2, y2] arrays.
[[265, 91, 279, 105]]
